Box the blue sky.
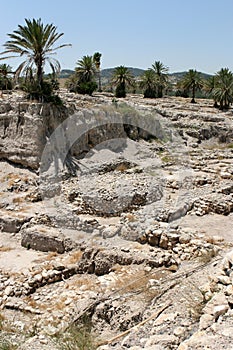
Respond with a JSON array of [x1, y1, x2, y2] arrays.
[[0, 0, 233, 74]]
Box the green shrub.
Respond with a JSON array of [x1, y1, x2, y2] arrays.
[[115, 82, 126, 98], [175, 89, 189, 98], [56, 320, 97, 350], [143, 87, 156, 98], [76, 81, 97, 95], [0, 338, 16, 350], [0, 78, 12, 90], [21, 80, 62, 105], [46, 74, 60, 90]]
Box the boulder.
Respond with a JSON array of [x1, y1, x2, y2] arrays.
[[21, 225, 74, 253]]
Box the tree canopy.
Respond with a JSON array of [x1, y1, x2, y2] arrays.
[[179, 69, 204, 103], [111, 66, 134, 98], [1, 18, 71, 85]]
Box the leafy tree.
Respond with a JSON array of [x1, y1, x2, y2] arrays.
[[111, 66, 134, 98], [180, 69, 203, 103], [140, 69, 157, 98], [213, 68, 233, 109], [151, 61, 169, 97], [0, 18, 70, 100], [93, 52, 102, 92], [0, 64, 13, 90]]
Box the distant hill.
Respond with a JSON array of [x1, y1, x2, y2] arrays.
[[170, 71, 212, 80], [58, 68, 212, 83], [59, 69, 75, 78], [101, 67, 145, 79], [58, 67, 145, 80], [101, 68, 212, 81]]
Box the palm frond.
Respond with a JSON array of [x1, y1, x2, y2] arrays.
[[0, 18, 70, 85]]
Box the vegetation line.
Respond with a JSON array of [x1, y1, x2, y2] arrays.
[[1, 17, 233, 108]]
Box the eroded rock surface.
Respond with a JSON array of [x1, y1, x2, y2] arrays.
[[0, 92, 233, 349]]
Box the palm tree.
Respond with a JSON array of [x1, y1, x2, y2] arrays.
[[151, 61, 169, 98], [0, 64, 13, 90], [140, 69, 157, 98], [111, 66, 134, 98], [93, 52, 102, 92], [68, 55, 97, 95], [213, 68, 233, 109], [180, 69, 203, 103], [203, 76, 218, 107], [0, 18, 71, 87], [75, 55, 96, 83]]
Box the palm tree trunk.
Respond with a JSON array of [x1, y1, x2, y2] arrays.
[[36, 57, 43, 86], [191, 85, 196, 103], [158, 85, 163, 98], [37, 67, 43, 86], [219, 100, 224, 110], [98, 69, 102, 92], [36, 60, 44, 102]]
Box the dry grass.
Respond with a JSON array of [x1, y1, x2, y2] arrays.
[[42, 263, 55, 271], [2, 173, 20, 181], [203, 142, 233, 150], [125, 213, 137, 222], [33, 251, 58, 265], [115, 163, 129, 172], [26, 297, 38, 308], [53, 297, 67, 311], [110, 266, 174, 305], [12, 197, 25, 204], [30, 295, 66, 312], [205, 236, 224, 245], [197, 248, 218, 264], [65, 250, 83, 264], [0, 320, 19, 336], [38, 227, 48, 233], [112, 269, 147, 293], [161, 154, 174, 163], [110, 264, 124, 273], [14, 206, 31, 213], [0, 246, 13, 252], [3, 173, 31, 189], [68, 275, 97, 292], [0, 313, 5, 330], [45, 252, 59, 260]]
